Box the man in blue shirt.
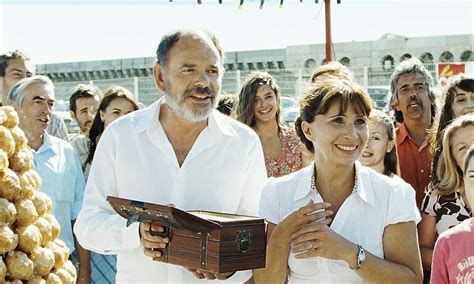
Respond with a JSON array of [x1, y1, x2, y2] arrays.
[[8, 75, 90, 283]]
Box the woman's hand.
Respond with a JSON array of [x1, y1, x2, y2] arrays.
[[290, 219, 357, 266], [253, 200, 333, 283], [272, 200, 333, 245]]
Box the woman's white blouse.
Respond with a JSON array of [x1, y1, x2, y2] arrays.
[[259, 162, 420, 283]]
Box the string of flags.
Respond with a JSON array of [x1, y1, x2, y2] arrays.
[[169, 0, 342, 9]]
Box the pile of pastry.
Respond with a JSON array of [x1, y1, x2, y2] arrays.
[[0, 106, 77, 283]]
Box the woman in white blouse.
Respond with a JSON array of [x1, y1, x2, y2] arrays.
[[254, 79, 423, 283]]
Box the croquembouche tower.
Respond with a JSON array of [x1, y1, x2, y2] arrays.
[[0, 106, 77, 283]]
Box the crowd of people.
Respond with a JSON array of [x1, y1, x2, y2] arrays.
[[0, 28, 473, 283]]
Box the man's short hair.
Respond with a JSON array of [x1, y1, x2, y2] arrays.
[[155, 30, 224, 68], [0, 50, 31, 76], [69, 84, 103, 113], [387, 58, 437, 123], [7, 75, 54, 108]]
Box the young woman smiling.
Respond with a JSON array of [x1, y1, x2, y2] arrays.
[[237, 71, 309, 177], [360, 109, 400, 178]]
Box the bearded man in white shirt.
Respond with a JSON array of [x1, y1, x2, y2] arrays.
[[74, 29, 268, 283]]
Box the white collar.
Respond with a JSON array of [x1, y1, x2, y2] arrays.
[[36, 131, 57, 155], [293, 161, 375, 207], [132, 96, 237, 138]]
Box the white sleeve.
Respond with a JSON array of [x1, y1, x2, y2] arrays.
[[386, 182, 421, 226], [74, 126, 141, 254], [258, 179, 281, 225], [236, 135, 268, 217]]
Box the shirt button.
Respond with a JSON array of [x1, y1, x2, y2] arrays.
[[421, 170, 424, 173]]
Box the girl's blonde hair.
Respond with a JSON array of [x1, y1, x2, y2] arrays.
[[434, 114, 474, 195]]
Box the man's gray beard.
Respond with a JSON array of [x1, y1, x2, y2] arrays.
[[164, 87, 217, 123]]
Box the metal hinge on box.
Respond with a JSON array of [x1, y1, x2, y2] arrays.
[[199, 232, 209, 270]]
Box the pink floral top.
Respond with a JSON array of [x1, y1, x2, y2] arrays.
[[264, 127, 303, 178]]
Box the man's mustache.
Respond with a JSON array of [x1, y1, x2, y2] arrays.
[[187, 87, 215, 96], [408, 97, 421, 105]]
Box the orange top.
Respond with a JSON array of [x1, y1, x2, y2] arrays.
[[396, 122, 432, 208]]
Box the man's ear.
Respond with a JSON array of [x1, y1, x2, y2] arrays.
[[70, 110, 76, 120], [301, 121, 314, 142], [153, 63, 166, 92]]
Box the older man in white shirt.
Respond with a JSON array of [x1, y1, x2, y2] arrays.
[[74, 29, 267, 283]]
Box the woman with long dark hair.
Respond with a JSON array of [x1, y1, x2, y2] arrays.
[[430, 74, 474, 187], [84, 85, 139, 179], [237, 71, 309, 177]]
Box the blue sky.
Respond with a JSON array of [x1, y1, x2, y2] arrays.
[[0, 0, 472, 64]]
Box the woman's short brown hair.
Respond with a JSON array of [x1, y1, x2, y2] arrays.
[[295, 79, 373, 153]]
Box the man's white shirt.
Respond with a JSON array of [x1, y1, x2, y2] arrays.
[[74, 97, 267, 283]]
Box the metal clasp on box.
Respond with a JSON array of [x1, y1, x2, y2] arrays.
[[235, 230, 252, 253]]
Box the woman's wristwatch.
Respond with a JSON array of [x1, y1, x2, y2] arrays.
[[353, 244, 366, 271]]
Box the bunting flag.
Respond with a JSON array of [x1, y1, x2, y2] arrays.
[[186, 0, 342, 8]]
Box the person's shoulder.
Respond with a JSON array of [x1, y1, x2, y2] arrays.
[[105, 104, 152, 136], [359, 164, 391, 184], [280, 125, 293, 133], [268, 164, 311, 190], [115, 106, 147, 126], [51, 112, 63, 122], [280, 125, 299, 139], [214, 111, 259, 139], [438, 219, 474, 241], [360, 164, 414, 195], [70, 134, 88, 145]]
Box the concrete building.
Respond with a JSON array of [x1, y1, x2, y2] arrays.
[[37, 33, 473, 106]]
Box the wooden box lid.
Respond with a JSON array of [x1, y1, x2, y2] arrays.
[[107, 196, 263, 232]]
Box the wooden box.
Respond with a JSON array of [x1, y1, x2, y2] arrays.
[[107, 196, 267, 273]]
